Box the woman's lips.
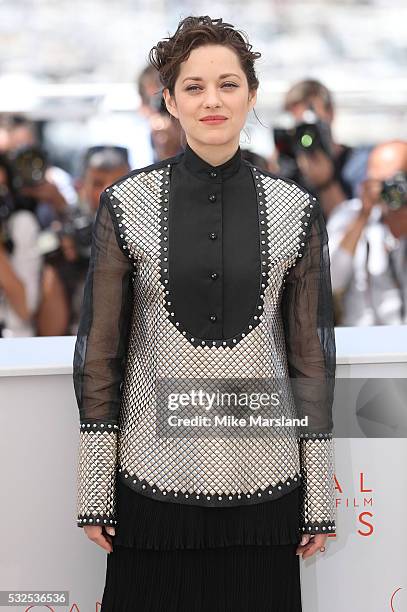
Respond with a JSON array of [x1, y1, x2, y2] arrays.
[[200, 117, 228, 125]]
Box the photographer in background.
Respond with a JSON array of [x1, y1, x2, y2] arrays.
[[149, 106, 183, 161], [327, 140, 407, 326], [0, 154, 43, 337], [38, 145, 131, 335], [0, 114, 77, 229], [273, 79, 372, 220], [84, 65, 162, 171], [76, 145, 130, 215]]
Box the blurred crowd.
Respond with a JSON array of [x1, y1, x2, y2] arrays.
[[0, 68, 406, 338]]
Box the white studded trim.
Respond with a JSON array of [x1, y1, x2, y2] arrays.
[[77, 516, 117, 526], [116, 467, 302, 508], [80, 422, 119, 432], [300, 521, 335, 533], [282, 193, 320, 287]]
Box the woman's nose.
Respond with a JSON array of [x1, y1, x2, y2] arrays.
[[202, 86, 222, 107]]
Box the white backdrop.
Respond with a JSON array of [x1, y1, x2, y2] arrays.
[[0, 327, 407, 612]]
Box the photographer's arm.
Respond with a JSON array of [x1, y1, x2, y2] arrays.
[[0, 245, 28, 320], [317, 180, 347, 219], [327, 209, 368, 293], [21, 180, 70, 217], [296, 149, 347, 219], [0, 211, 42, 322]]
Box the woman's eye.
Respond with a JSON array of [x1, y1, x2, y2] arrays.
[[185, 83, 238, 92]]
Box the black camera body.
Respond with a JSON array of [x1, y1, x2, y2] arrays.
[[381, 171, 407, 210], [7, 145, 48, 190], [273, 109, 333, 160], [58, 208, 94, 259]]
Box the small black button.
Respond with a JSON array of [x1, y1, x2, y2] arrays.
[[209, 314, 217, 322], [210, 272, 219, 280], [209, 171, 217, 178], [208, 193, 217, 202], [209, 232, 217, 240]]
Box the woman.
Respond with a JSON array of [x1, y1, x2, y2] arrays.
[[73, 15, 336, 611]]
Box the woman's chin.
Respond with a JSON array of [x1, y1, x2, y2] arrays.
[[194, 131, 235, 146]]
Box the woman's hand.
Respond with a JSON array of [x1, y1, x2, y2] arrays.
[[296, 533, 328, 559], [83, 525, 116, 553]]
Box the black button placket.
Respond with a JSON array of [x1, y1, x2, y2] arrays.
[[159, 161, 272, 349], [205, 166, 223, 340]]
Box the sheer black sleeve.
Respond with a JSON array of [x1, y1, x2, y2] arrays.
[[281, 195, 337, 536], [73, 191, 133, 528]]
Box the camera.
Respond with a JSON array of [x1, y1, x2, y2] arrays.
[[381, 171, 407, 211], [6, 145, 48, 189], [58, 209, 94, 258], [273, 108, 333, 160], [37, 208, 94, 262]]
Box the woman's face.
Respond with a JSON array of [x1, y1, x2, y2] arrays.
[[164, 44, 257, 151]]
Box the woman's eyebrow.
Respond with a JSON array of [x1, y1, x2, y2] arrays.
[[182, 73, 242, 82]]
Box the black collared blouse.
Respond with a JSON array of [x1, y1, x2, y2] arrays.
[[111, 143, 303, 549], [169, 142, 260, 340]]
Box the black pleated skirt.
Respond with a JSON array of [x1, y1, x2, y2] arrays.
[[101, 477, 303, 611], [101, 542, 302, 611], [113, 475, 303, 549]]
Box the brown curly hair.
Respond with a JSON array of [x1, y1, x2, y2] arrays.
[[148, 15, 261, 97]]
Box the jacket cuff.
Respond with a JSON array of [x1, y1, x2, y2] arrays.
[[299, 432, 336, 535], [76, 421, 118, 527]]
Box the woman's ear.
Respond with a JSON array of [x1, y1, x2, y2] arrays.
[[249, 89, 257, 111], [163, 88, 178, 120]]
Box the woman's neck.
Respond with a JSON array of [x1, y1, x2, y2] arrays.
[[185, 137, 240, 167]]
